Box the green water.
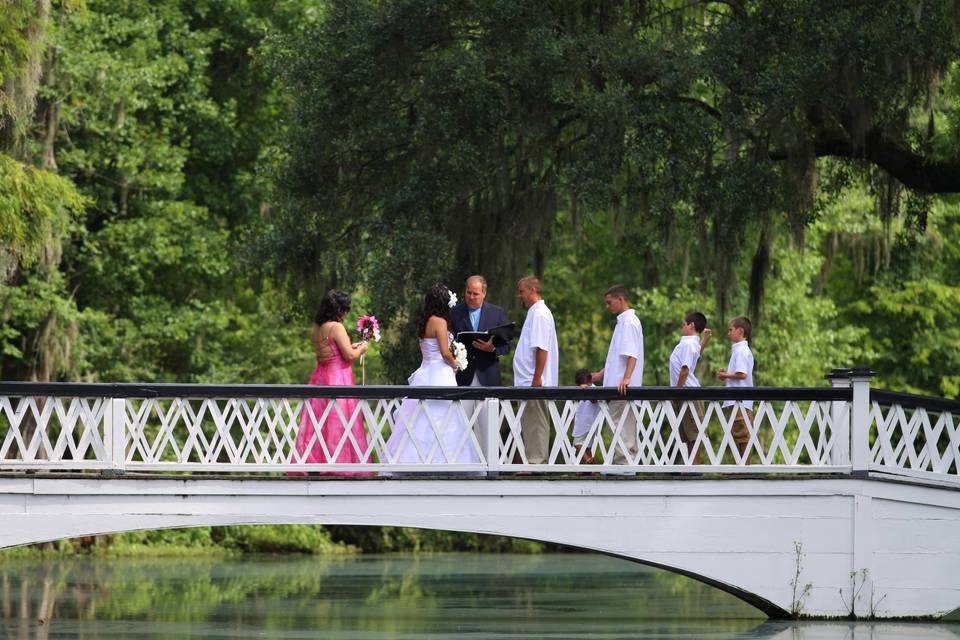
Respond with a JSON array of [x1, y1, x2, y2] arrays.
[[1, 554, 958, 639]]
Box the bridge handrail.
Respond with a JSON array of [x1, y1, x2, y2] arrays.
[[870, 388, 960, 413], [0, 381, 850, 402], [3, 374, 957, 487], [866, 387, 960, 484], [0, 379, 858, 474]]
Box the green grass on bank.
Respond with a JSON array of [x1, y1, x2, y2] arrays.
[[0, 525, 552, 559], [1, 525, 355, 559]]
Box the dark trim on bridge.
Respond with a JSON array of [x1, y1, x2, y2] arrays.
[[0, 381, 851, 402], [871, 389, 960, 413]]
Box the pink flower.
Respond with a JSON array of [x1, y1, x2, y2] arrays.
[[357, 315, 381, 342]]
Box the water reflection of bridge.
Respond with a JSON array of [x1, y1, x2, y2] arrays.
[[1, 369, 958, 619]]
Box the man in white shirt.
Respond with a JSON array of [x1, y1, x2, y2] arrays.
[[513, 276, 559, 465], [591, 285, 643, 466]]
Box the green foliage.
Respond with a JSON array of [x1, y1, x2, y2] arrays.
[[0, 0, 326, 384], [1, 525, 545, 556], [820, 195, 960, 395], [0, 1, 34, 101], [754, 246, 871, 387], [0, 268, 92, 378], [0, 153, 83, 268], [323, 526, 548, 554], [0, 154, 87, 380], [213, 525, 352, 555], [103, 527, 227, 557], [541, 202, 869, 389]]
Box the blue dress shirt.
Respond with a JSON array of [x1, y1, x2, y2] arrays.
[[468, 306, 481, 332]]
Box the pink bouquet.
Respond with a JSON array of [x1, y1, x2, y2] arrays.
[[357, 315, 381, 343], [356, 315, 379, 385]]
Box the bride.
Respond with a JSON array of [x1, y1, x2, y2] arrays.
[[385, 284, 482, 466]]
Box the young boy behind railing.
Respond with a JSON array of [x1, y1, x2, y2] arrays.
[[669, 311, 712, 464], [716, 316, 755, 463], [572, 369, 598, 464]]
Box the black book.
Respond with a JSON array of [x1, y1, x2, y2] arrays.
[[456, 322, 515, 348]]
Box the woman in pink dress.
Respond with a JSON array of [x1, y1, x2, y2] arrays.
[[291, 290, 371, 476]]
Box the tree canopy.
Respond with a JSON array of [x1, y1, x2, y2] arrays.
[[261, 0, 960, 379], [2, 0, 960, 394]]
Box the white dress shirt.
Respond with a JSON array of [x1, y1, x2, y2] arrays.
[[602, 308, 644, 388], [722, 340, 755, 409], [669, 335, 701, 387], [513, 299, 559, 387], [573, 397, 600, 442]]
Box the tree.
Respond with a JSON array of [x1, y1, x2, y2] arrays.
[[37, 0, 321, 383], [1, 0, 324, 384], [0, 0, 87, 382], [269, 0, 960, 379]]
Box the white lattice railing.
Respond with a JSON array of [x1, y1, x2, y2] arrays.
[[869, 390, 960, 485], [5, 374, 957, 482], [0, 379, 866, 475]]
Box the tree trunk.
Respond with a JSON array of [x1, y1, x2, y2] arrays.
[[39, 46, 58, 171]]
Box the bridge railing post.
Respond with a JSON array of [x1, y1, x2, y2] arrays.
[[481, 397, 501, 477], [827, 369, 851, 467], [849, 368, 874, 474], [104, 397, 126, 473]]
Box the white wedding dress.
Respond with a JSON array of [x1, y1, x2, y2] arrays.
[[385, 336, 482, 465]]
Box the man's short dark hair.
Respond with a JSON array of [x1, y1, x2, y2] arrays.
[[731, 316, 752, 341], [574, 368, 593, 385], [604, 285, 629, 301], [685, 311, 707, 333]]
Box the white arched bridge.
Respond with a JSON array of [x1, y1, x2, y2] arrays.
[[1, 369, 958, 620]]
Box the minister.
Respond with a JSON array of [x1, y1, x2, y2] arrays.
[[450, 275, 512, 387]]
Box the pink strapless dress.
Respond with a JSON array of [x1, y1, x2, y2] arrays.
[[291, 337, 372, 476]]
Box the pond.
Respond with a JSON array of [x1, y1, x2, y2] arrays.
[[2, 553, 957, 639]]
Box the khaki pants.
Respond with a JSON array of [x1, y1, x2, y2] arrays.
[[521, 399, 550, 464], [726, 406, 754, 445], [672, 400, 706, 443], [608, 400, 638, 465]]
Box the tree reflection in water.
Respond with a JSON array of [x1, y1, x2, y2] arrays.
[[0, 554, 958, 639]]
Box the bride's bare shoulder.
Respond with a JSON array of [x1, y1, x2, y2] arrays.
[[424, 315, 447, 336]]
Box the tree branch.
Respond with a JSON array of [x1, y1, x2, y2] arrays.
[[765, 126, 960, 194], [816, 128, 960, 193]]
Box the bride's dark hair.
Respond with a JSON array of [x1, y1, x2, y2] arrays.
[[314, 289, 351, 325], [417, 283, 452, 338]]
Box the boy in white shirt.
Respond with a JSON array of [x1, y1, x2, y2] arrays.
[[716, 316, 755, 461], [572, 369, 598, 464], [591, 285, 643, 466], [669, 311, 712, 464]]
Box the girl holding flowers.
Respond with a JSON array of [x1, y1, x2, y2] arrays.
[[291, 289, 372, 475]]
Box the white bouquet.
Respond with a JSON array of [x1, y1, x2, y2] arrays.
[[451, 340, 468, 371]]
